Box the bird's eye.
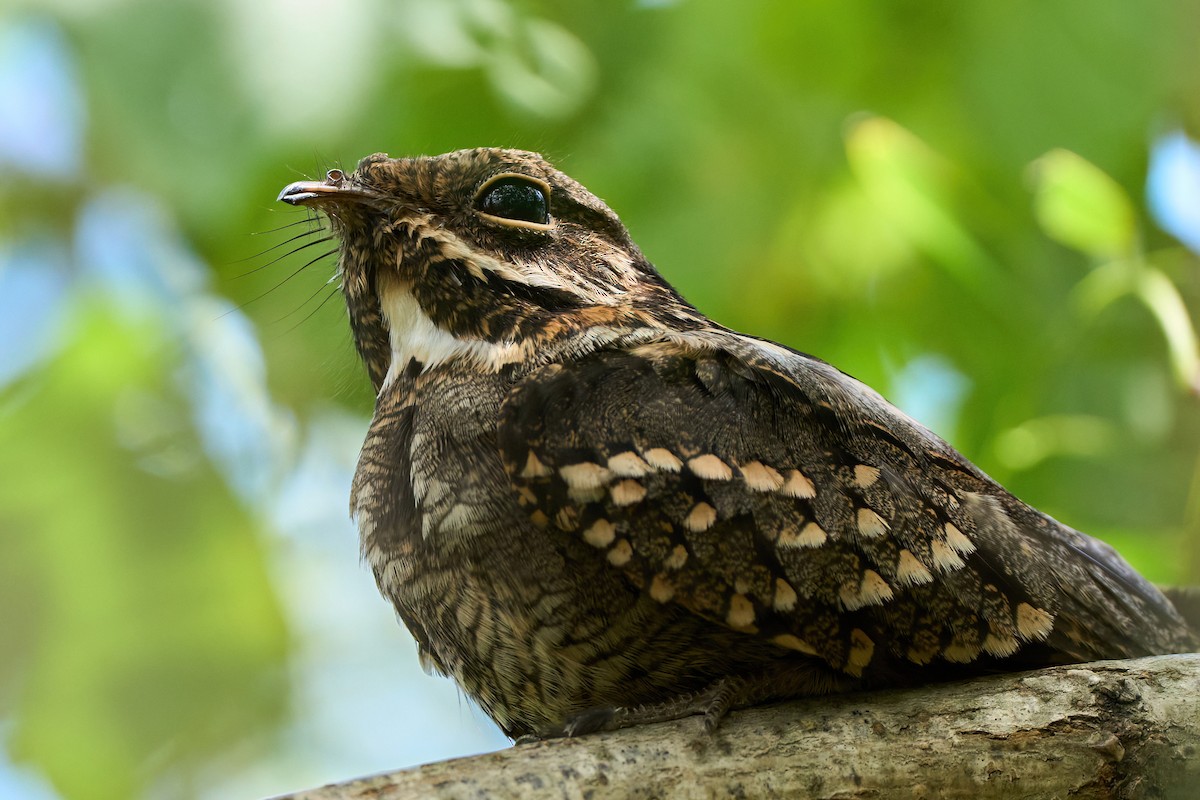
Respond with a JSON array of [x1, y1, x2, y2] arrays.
[[474, 175, 551, 227]]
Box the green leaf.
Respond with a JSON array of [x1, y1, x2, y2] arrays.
[[844, 116, 1001, 296], [1136, 267, 1200, 394], [992, 414, 1117, 471], [1030, 149, 1137, 258]]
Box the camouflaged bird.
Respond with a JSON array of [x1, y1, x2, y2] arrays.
[[278, 148, 1198, 740]]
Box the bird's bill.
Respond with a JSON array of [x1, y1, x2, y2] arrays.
[[277, 170, 378, 206]]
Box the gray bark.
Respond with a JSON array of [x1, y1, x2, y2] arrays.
[[274, 654, 1200, 800]]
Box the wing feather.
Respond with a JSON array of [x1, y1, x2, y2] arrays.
[[498, 337, 1194, 678]]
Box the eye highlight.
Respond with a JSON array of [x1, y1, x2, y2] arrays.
[[474, 174, 552, 228]]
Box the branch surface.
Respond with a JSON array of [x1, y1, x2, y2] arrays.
[[274, 654, 1200, 800]]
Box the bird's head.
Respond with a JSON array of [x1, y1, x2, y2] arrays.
[[279, 148, 698, 391]]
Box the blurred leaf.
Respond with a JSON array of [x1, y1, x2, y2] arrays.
[[1072, 257, 1200, 394], [993, 414, 1117, 472], [401, 0, 490, 67], [1119, 363, 1174, 442], [1071, 258, 1137, 316], [486, 16, 596, 119], [784, 175, 916, 297], [844, 116, 1001, 295], [1030, 149, 1136, 258], [394, 0, 596, 120], [0, 302, 289, 800], [1135, 266, 1200, 393]]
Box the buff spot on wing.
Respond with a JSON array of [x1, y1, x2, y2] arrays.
[[776, 524, 800, 548], [942, 634, 982, 664], [982, 632, 1020, 658], [650, 573, 675, 603], [839, 570, 894, 610], [773, 578, 798, 612], [663, 544, 689, 570], [610, 479, 647, 507], [931, 538, 966, 572], [856, 507, 890, 538], [772, 634, 818, 656], [568, 485, 606, 504], [688, 454, 734, 481], [797, 522, 828, 548], [520, 450, 553, 479], [853, 464, 881, 489], [726, 594, 756, 629], [607, 538, 634, 567], [778, 522, 828, 549], [895, 549, 934, 586], [846, 629, 875, 676], [560, 462, 612, 490], [530, 510, 549, 527], [741, 460, 785, 492], [582, 519, 616, 549], [684, 502, 717, 532], [607, 451, 651, 477], [642, 448, 683, 472], [1016, 603, 1055, 641], [781, 469, 816, 499], [943, 522, 977, 555], [861, 570, 895, 604]]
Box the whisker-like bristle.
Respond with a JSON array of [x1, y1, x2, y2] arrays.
[[273, 274, 341, 325], [234, 226, 332, 267], [233, 234, 335, 279], [250, 215, 327, 236], [220, 247, 338, 318], [282, 285, 342, 334]]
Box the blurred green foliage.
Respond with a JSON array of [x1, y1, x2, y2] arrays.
[[1, 0, 1198, 798], [0, 305, 288, 799]]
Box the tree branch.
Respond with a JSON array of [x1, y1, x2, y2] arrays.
[[275, 654, 1200, 800]]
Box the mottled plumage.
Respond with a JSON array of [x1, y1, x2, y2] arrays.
[[278, 148, 1197, 739]]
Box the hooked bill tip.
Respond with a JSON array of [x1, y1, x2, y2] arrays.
[[277, 181, 325, 204]]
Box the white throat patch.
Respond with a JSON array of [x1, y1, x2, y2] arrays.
[[379, 284, 523, 386]]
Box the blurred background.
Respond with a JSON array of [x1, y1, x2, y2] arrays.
[[1, 1, 1199, 798]]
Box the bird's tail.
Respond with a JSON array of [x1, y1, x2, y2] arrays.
[[1162, 586, 1200, 643]]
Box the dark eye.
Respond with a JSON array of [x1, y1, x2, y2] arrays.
[[475, 176, 550, 226]]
